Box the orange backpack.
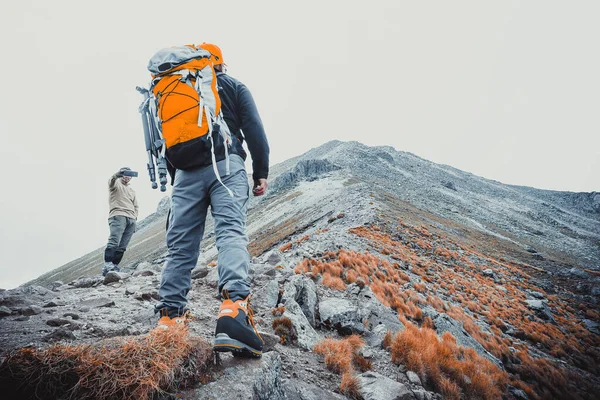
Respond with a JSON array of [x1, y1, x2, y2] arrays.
[[137, 45, 232, 193]]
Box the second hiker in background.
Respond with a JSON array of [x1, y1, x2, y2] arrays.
[[148, 43, 270, 357], [103, 167, 138, 276]]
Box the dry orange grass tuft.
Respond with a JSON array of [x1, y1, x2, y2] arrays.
[[340, 371, 362, 399], [279, 242, 293, 252], [322, 273, 346, 290], [272, 317, 296, 344], [314, 335, 371, 396], [271, 306, 285, 317], [413, 282, 426, 293], [0, 327, 213, 400], [389, 321, 508, 400]]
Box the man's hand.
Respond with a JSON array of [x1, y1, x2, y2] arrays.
[[253, 178, 268, 197]]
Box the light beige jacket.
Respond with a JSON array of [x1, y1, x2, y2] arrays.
[[108, 174, 138, 219]]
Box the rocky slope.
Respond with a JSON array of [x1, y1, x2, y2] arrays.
[[1, 141, 598, 400]]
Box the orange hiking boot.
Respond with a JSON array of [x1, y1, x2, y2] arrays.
[[157, 309, 193, 330], [213, 291, 263, 357]]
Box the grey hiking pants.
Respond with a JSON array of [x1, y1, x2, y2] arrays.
[[104, 216, 136, 265], [155, 154, 251, 317]]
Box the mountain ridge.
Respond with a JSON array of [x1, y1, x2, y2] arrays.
[[2, 140, 598, 400]]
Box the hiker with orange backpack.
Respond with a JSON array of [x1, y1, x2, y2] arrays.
[[137, 43, 269, 357]]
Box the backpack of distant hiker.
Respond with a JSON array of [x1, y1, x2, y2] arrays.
[[136, 44, 232, 192]]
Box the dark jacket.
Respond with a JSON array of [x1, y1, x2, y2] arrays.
[[216, 72, 269, 182], [166, 72, 269, 184]]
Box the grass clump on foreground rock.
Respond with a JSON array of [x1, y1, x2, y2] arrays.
[[0, 327, 213, 400]]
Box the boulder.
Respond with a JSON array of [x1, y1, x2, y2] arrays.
[[253, 280, 280, 310], [79, 297, 115, 309], [193, 352, 284, 399], [70, 276, 103, 288], [283, 300, 319, 350], [358, 372, 415, 400], [283, 379, 347, 399], [282, 275, 317, 327]]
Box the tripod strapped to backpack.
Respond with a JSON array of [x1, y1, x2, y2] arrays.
[[136, 86, 168, 192]]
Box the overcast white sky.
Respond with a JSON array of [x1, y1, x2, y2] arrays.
[[0, 1, 598, 289]]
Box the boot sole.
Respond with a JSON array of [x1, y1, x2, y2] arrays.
[[213, 333, 262, 358]]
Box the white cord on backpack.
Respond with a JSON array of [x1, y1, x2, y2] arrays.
[[206, 105, 233, 197]]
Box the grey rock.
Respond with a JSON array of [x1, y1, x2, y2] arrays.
[[346, 283, 361, 295], [194, 352, 284, 399], [191, 265, 210, 279], [46, 318, 71, 327], [261, 332, 280, 352], [359, 347, 374, 359], [254, 280, 280, 310], [249, 263, 277, 278], [482, 269, 494, 277], [63, 313, 80, 320], [266, 250, 284, 266], [135, 261, 162, 275], [283, 300, 319, 350], [276, 265, 296, 283], [432, 313, 500, 365], [44, 327, 76, 342], [283, 275, 317, 327], [567, 267, 590, 279], [0, 294, 29, 309], [406, 371, 421, 386], [132, 269, 155, 277], [591, 286, 600, 297], [509, 387, 529, 400], [20, 305, 44, 316], [412, 390, 434, 400], [366, 323, 391, 348], [358, 287, 405, 333], [0, 306, 12, 317], [283, 379, 346, 399], [525, 299, 545, 310], [25, 285, 54, 297], [70, 276, 103, 288], [103, 271, 128, 284], [133, 289, 159, 301], [78, 306, 90, 312], [442, 181, 457, 191], [205, 267, 219, 287], [583, 319, 600, 335], [319, 297, 359, 332], [420, 305, 440, 320], [525, 300, 554, 321], [132, 309, 159, 327], [496, 285, 508, 293], [125, 286, 140, 295], [50, 281, 64, 291], [80, 297, 115, 309], [43, 299, 65, 308], [528, 291, 545, 299], [358, 371, 415, 400], [134, 261, 152, 271]]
